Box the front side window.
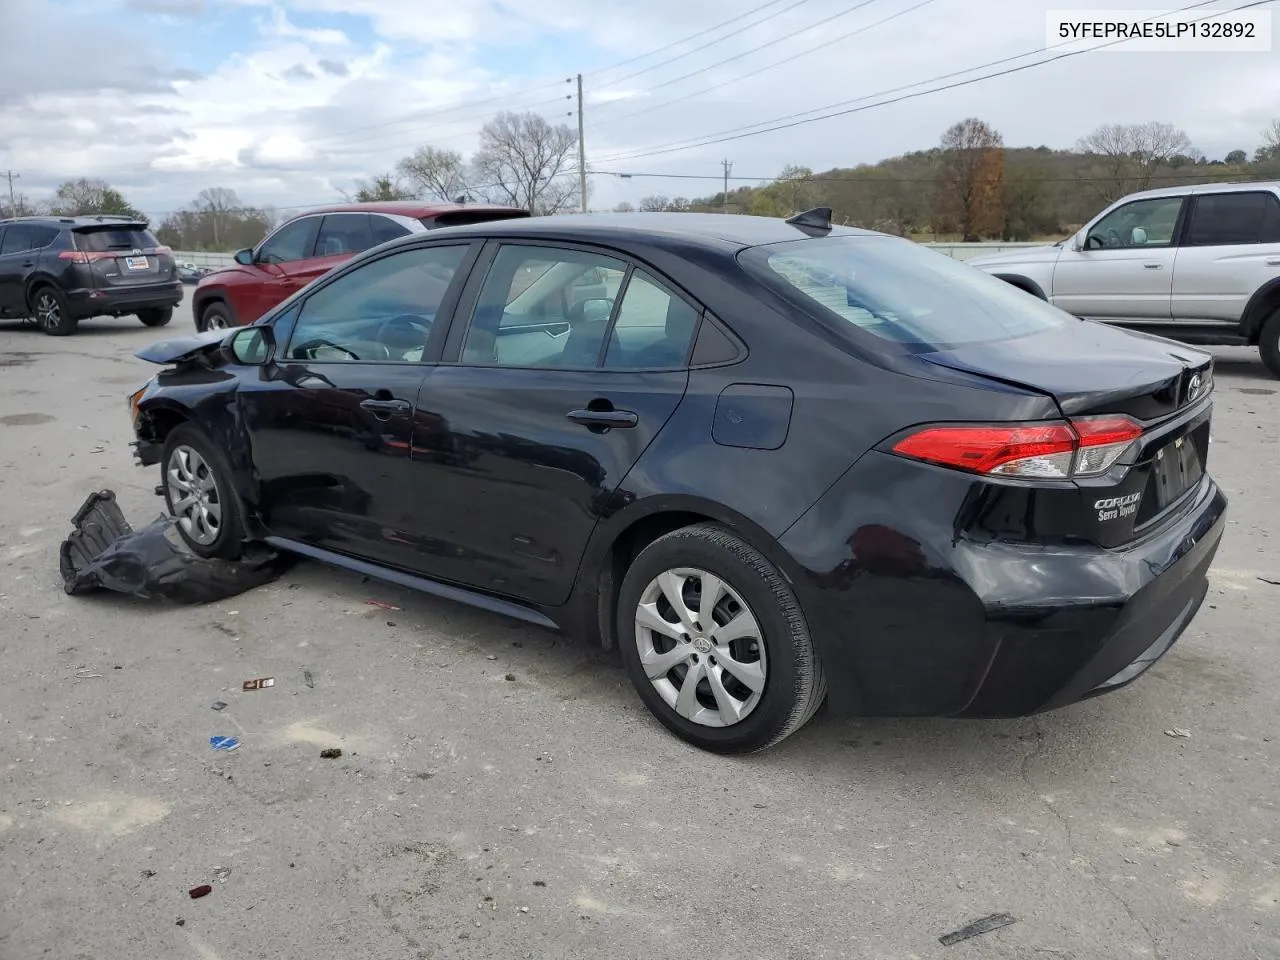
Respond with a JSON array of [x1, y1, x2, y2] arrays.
[[314, 213, 374, 258], [257, 217, 319, 264], [1085, 197, 1184, 249], [751, 235, 1069, 350], [285, 244, 469, 362], [602, 270, 700, 369], [1185, 192, 1280, 246], [461, 245, 626, 368]]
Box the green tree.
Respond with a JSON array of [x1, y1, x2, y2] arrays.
[[354, 173, 417, 202]]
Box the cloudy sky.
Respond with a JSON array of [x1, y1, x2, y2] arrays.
[[1, 0, 1277, 223]]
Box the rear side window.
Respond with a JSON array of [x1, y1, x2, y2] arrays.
[[315, 213, 374, 257], [75, 227, 158, 251], [1185, 192, 1280, 246], [371, 215, 412, 245], [749, 235, 1068, 350], [1, 224, 35, 254]]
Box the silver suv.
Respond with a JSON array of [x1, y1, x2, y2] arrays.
[[968, 180, 1280, 378]]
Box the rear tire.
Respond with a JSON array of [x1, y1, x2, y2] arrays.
[[199, 302, 232, 332], [160, 424, 246, 560], [31, 285, 78, 336], [616, 523, 826, 754], [138, 307, 173, 328], [1259, 309, 1280, 379]]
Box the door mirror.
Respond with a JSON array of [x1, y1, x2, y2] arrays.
[[233, 248, 254, 266], [221, 325, 275, 366]]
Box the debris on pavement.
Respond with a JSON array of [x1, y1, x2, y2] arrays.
[[210, 736, 240, 751], [303, 670, 314, 689], [60, 490, 294, 603], [1165, 728, 1192, 739], [211, 701, 227, 711], [939, 913, 1017, 946], [188, 884, 213, 899], [486, 655, 498, 661], [320, 748, 342, 759], [175, 918, 185, 926], [242, 677, 274, 691], [505, 673, 516, 682], [365, 598, 401, 611], [1258, 576, 1280, 586], [74, 670, 103, 679], [212, 866, 231, 883]]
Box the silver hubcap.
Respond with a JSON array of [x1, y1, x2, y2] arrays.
[[35, 294, 59, 330], [166, 444, 222, 545], [205, 313, 227, 330], [634, 567, 767, 727]]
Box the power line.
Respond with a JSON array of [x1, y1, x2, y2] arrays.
[[594, 169, 1264, 185], [594, 0, 886, 113], [592, 0, 1263, 165], [595, 0, 936, 128], [597, 0, 815, 89]]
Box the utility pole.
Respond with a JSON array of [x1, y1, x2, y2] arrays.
[[4, 170, 17, 211], [721, 159, 733, 214], [576, 74, 587, 214]]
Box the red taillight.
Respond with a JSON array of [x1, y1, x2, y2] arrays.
[[58, 251, 113, 263], [892, 415, 1143, 480]]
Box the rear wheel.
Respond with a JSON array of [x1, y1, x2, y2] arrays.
[[160, 424, 245, 559], [199, 302, 232, 332], [31, 286, 78, 336], [138, 307, 173, 328], [616, 523, 826, 753], [1259, 309, 1280, 379]]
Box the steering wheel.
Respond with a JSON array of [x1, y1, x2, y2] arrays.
[[290, 338, 360, 361], [1105, 227, 1122, 248], [374, 314, 432, 360]]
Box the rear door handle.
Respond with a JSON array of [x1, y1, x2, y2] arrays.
[[360, 398, 411, 419], [1143, 263, 1164, 270], [567, 408, 638, 429], [1266, 257, 1280, 266]]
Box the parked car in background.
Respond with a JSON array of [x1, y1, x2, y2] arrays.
[[178, 261, 211, 284], [190, 201, 530, 331], [129, 210, 1224, 753], [968, 180, 1280, 377], [0, 215, 181, 335]]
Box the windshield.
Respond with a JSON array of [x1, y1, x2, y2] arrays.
[[746, 235, 1069, 351]]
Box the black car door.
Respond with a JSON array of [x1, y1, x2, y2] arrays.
[[0, 224, 34, 316], [406, 240, 703, 607], [237, 240, 482, 570]]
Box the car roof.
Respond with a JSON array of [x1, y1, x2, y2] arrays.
[[1116, 178, 1280, 203], [296, 200, 527, 219], [0, 214, 148, 228], [421, 211, 880, 250]]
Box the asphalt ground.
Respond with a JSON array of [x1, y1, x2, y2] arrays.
[[1, 315, 1277, 960]]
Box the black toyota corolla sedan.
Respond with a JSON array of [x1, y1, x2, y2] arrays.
[[127, 210, 1227, 753]]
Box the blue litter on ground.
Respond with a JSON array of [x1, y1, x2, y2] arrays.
[[210, 736, 240, 751]]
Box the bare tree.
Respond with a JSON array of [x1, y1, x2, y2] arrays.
[[396, 146, 469, 201], [1075, 122, 1193, 202], [50, 178, 144, 219], [0, 192, 42, 218], [666, 197, 692, 212], [1258, 119, 1280, 162], [639, 195, 670, 212], [193, 187, 243, 248], [353, 173, 418, 202], [613, 201, 635, 212], [936, 118, 1005, 241], [471, 111, 579, 214]]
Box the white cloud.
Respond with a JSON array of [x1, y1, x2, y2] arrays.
[[1, 0, 1276, 222]]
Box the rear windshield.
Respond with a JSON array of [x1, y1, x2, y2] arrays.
[[424, 209, 530, 229], [75, 227, 159, 252], [746, 235, 1068, 350]]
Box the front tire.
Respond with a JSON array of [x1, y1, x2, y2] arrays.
[[138, 307, 173, 327], [160, 424, 246, 559], [31, 286, 78, 336], [616, 523, 826, 753], [198, 302, 232, 332], [1259, 309, 1280, 379]]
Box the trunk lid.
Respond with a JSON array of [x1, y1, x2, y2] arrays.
[[73, 223, 176, 288]]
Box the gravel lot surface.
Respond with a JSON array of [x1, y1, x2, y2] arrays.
[[1, 316, 1277, 960]]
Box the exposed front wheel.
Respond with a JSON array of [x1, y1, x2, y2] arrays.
[[32, 286, 78, 336], [1259, 309, 1280, 379], [138, 307, 173, 327], [199, 303, 232, 332], [160, 424, 246, 559], [617, 524, 826, 753]]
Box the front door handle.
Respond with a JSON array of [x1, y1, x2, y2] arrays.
[[1266, 257, 1280, 266], [1143, 263, 1164, 270], [567, 407, 638, 429], [360, 398, 411, 419]]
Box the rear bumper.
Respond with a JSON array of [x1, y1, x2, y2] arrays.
[[779, 461, 1227, 718], [67, 282, 183, 318]]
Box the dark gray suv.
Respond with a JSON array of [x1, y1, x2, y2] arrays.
[[0, 215, 182, 335]]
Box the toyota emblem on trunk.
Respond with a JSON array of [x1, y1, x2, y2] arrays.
[[1187, 373, 1202, 402]]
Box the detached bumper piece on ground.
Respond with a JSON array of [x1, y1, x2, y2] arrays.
[[59, 490, 292, 603]]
